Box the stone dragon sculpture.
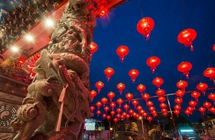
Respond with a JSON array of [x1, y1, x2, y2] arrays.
[[10, 0, 97, 139]]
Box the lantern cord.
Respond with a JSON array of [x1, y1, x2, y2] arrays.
[[182, 0, 186, 29], [147, 40, 154, 56], [207, 51, 214, 67], [116, 77, 130, 93], [107, 15, 122, 44], [137, 0, 144, 18]]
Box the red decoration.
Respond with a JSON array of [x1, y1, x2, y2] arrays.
[[126, 114, 130, 120], [123, 104, 129, 112], [208, 93, 215, 102], [176, 80, 188, 91], [204, 67, 215, 83], [98, 6, 108, 17], [129, 109, 134, 115], [137, 17, 155, 40], [116, 108, 122, 114], [107, 91, 115, 101], [152, 77, 164, 88], [132, 100, 139, 107], [110, 102, 116, 110], [177, 61, 192, 79], [104, 67, 114, 81], [90, 90, 97, 100], [116, 113, 120, 118], [184, 110, 191, 116], [158, 96, 166, 103], [102, 114, 107, 119], [213, 44, 215, 52], [101, 97, 108, 106], [209, 107, 215, 114], [96, 101, 102, 109], [116, 83, 125, 95], [95, 81, 104, 93], [189, 100, 197, 107], [175, 97, 183, 104], [191, 91, 201, 101], [146, 101, 153, 107], [187, 106, 194, 112], [161, 108, 167, 113], [146, 56, 160, 73], [90, 106, 95, 112], [18, 57, 26, 64], [160, 103, 167, 109], [125, 93, 133, 102], [142, 93, 150, 101], [104, 106, 109, 113], [162, 112, 168, 117], [137, 84, 146, 94], [149, 106, 155, 111], [116, 45, 129, 62], [175, 90, 185, 97], [128, 69, 139, 82], [196, 82, 208, 95], [174, 110, 180, 117], [199, 107, 206, 114], [117, 98, 124, 107], [111, 110, 115, 116], [96, 110, 101, 116], [136, 105, 142, 111], [113, 118, 118, 123], [106, 115, 111, 120], [174, 105, 181, 110], [203, 101, 212, 109], [156, 88, 165, 96], [147, 116, 153, 123], [177, 28, 197, 51], [90, 42, 98, 54]]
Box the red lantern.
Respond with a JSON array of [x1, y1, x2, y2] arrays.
[[189, 100, 197, 107], [162, 112, 168, 117], [137, 17, 155, 40], [96, 101, 102, 109], [175, 97, 183, 105], [177, 28, 197, 51], [90, 106, 95, 112], [132, 100, 139, 107], [156, 88, 165, 96], [146, 56, 160, 73], [137, 84, 146, 94], [175, 90, 185, 97], [117, 98, 124, 107], [90, 42, 98, 54], [187, 106, 194, 112], [147, 116, 153, 123], [129, 109, 134, 115], [122, 112, 127, 116], [102, 114, 107, 119], [90, 90, 97, 100], [161, 108, 167, 113], [184, 110, 191, 117], [160, 103, 167, 109], [116, 83, 125, 95], [174, 110, 180, 117], [146, 101, 153, 107], [191, 91, 201, 101], [101, 97, 108, 106], [204, 67, 215, 83], [158, 96, 166, 103], [209, 107, 215, 114], [213, 44, 215, 52], [136, 105, 142, 111], [123, 104, 129, 112], [143, 112, 147, 118], [177, 61, 192, 79], [203, 101, 212, 109], [111, 110, 115, 116], [196, 82, 208, 95], [116, 108, 122, 114], [126, 114, 130, 120], [113, 118, 118, 123], [104, 106, 109, 113], [95, 81, 104, 93], [152, 77, 164, 88], [208, 93, 215, 102], [142, 93, 150, 101], [128, 69, 139, 82], [104, 67, 114, 81], [96, 110, 101, 116], [106, 115, 111, 120], [125, 93, 133, 102], [18, 57, 26, 64], [116, 113, 120, 118], [107, 91, 115, 101], [110, 102, 116, 110], [149, 106, 155, 111], [116, 45, 129, 62], [174, 105, 181, 110], [176, 80, 188, 91], [199, 107, 206, 114]]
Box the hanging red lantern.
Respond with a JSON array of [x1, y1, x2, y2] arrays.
[[123, 104, 129, 112], [116, 113, 120, 118], [18, 57, 26, 64], [116, 108, 122, 114], [128, 69, 139, 83], [213, 44, 215, 52], [177, 61, 192, 79], [116, 83, 125, 95], [129, 109, 134, 115], [209, 107, 215, 114], [158, 96, 166, 103], [125, 93, 133, 102], [156, 88, 165, 96], [116, 45, 129, 62], [90, 90, 97, 100], [110, 102, 116, 110], [104, 106, 109, 113], [161, 108, 167, 113], [142, 93, 150, 101], [104, 67, 114, 81], [187, 106, 194, 112], [204, 67, 215, 83], [117, 98, 124, 107], [184, 110, 191, 117], [196, 82, 208, 95], [149, 106, 155, 111], [126, 114, 130, 120], [136, 105, 142, 111], [107, 91, 115, 101], [96, 110, 101, 116], [152, 77, 164, 88], [102, 114, 107, 119], [146, 101, 153, 107], [122, 112, 127, 116], [175, 97, 183, 105], [90, 42, 98, 54], [137, 84, 146, 94], [191, 91, 201, 101], [208, 93, 215, 102], [189, 100, 197, 107], [146, 56, 160, 73], [174, 110, 180, 117], [90, 106, 95, 112], [199, 107, 206, 114], [106, 115, 111, 121], [120, 115, 125, 120], [137, 17, 155, 40], [203, 101, 212, 109], [143, 112, 147, 118], [132, 100, 139, 107], [96, 101, 102, 109], [177, 28, 197, 51], [113, 118, 118, 123], [140, 110, 145, 114], [95, 81, 104, 93], [174, 105, 181, 110], [162, 112, 168, 117], [176, 80, 188, 91], [111, 110, 115, 116], [147, 116, 153, 123], [175, 90, 185, 97], [160, 103, 167, 109], [101, 97, 108, 106]]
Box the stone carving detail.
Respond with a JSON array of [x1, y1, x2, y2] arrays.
[[10, 0, 96, 140]]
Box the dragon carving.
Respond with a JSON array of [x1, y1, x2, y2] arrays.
[[10, 0, 96, 140]]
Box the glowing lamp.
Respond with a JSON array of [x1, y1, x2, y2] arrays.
[[107, 91, 115, 101], [189, 100, 197, 107], [123, 104, 129, 112], [191, 91, 201, 101], [204, 67, 215, 83], [152, 77, 164, 88], [132, 100, 139, 107], [175, 97, 183, 104], [147, 116, 153, 123], [125, 93, 133, 102], [90, 42, 98, 54], [95, 81, 104, 93], [199, 107, 206, 115], [158, 96, 166, 103], [137, 17, 155, 40], [203, 101, 212, 109], [104, 67, 114, 81], [177, 61, 192, 79], [96, 101, 102, 109], [104, 106, 109, 113], [101, 97, 108, 106], [128, 69, 139, 83], [117, 98, 124, 107], [96, 110, 101, 116], [89, 90, 97, 100], [156, 88, 165, 96], [110, 102, 116, 110], [116, 83, 125, 95], [196, 82, 208, 95], [146, 56, 160, 73], [137, 84, 146, 94], [142, 93, 150, 101], [175, 90, 185, 97], [208, 93, 215, 102], [176, 80, 188, 91], [116, 45, 129, 62]]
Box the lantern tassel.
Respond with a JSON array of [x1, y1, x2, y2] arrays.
[[190, 45, 194, 51]]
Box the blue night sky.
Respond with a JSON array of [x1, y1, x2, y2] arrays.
[[89, 0, 215, 123]]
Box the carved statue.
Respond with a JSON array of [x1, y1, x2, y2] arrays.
[[10, 0, 96, 140]]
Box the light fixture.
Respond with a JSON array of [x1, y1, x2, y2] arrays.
[[180, 129, 194, 132], [109, 127, 113, 131], [25, 34, 34, 42], [45, 18, 54, 27], [11, 46, 19, 52]]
